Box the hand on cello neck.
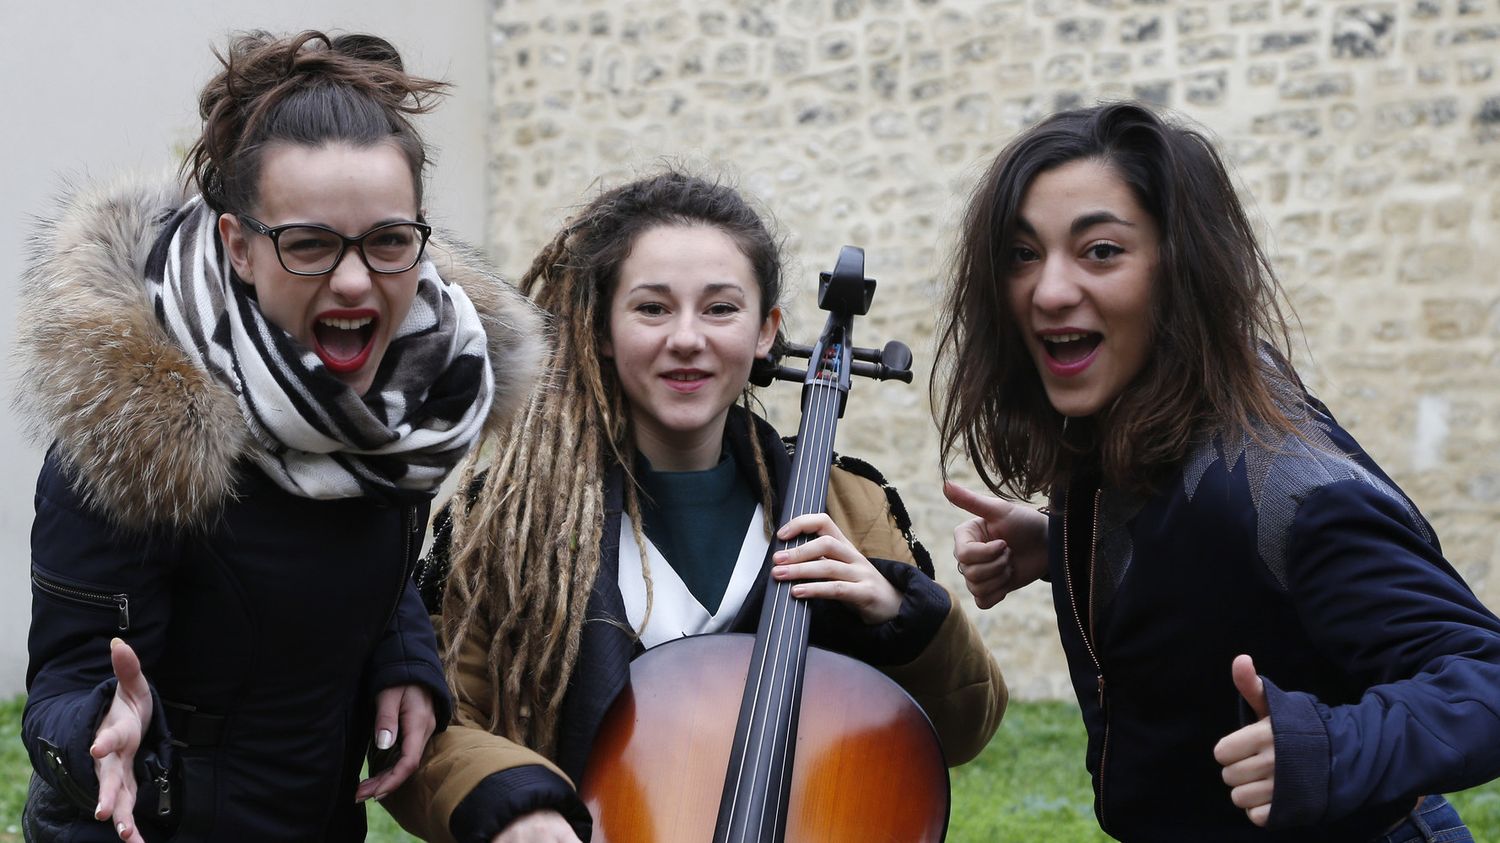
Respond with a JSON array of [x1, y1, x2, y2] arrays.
[[772, 512, 902, 625]]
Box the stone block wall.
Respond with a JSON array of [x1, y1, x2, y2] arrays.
[[484, 0, 1500, 699]]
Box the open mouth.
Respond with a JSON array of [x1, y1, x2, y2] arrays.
[[1041, 332, 1102, 365], [313, 315, 377, 374]]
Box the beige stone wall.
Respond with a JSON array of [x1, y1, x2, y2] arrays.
[[485, 0, 1500, 699]]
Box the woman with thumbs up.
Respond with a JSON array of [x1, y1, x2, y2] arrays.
[[934, 101, 1500, 842]]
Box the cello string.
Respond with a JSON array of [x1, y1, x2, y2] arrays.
[[750, 371, 830, 835], [729, 362, 820, 836], [725, 368, 827, 835], [762, 340, 843, 838], [727, 334, 847, 840], [749, 382, 821, 839]]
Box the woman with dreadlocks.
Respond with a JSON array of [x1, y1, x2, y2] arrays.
[[385, 170, 1007, 843]]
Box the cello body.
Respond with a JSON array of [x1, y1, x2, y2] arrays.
[[580, 635, 949, 843]]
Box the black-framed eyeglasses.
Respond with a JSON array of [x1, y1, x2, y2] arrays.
[[238, 215, 433, 276]]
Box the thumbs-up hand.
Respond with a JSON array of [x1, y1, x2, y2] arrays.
[[1213, 654, 1276, 827], [943, 480, 1050, 609]]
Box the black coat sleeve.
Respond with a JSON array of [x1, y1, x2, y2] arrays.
[[23, 451, 176, 815], [364, 577, 455, 731]]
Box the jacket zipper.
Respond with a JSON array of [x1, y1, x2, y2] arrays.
[[406, 506, 417, 573], [157, 770, 172, 816], [382, 506, 419, 631], [32, 572, 130, 630], [38, 738, 95, 809], [145, 756, 172, 817], [1063, 488, 1108, 828]]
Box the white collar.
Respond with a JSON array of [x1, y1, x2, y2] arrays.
[[617, 505, 769, 649]]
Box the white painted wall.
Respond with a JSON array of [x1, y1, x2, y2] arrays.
[[0, 2, 491, 696]]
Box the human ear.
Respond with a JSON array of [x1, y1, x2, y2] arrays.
[[218, 214, 255, 285], [756, 306, 784, 357]]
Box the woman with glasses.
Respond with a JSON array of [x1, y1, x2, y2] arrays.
[[16, 30, 543, 841]]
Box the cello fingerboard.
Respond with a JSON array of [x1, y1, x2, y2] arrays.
[[714, 367, 843, 843]]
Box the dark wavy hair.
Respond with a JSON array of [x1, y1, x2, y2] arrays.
[[183, 30, 448, 214], [932, 101, 1297, 498]]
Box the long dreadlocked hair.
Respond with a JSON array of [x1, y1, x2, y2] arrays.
[[439, 170, 786, 756]]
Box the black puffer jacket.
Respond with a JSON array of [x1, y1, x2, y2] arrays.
[[15, 176, 545, 842], [25, 458, 438, 841]]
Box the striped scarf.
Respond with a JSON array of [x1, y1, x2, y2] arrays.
[[148, 196, 494, 502]]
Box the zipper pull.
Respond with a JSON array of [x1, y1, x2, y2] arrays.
[[114, 595, 130, 631], [1096, 674, 1107, 708], [155, 770, 172, 817]]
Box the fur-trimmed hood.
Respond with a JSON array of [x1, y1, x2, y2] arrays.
[[14, 174, 546, 531]]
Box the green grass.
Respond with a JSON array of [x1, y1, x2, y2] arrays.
[[4, 694, 1498, 842], [948, 700, 1112, 842], [0, 695, 28, 842]]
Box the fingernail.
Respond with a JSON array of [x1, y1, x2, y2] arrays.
[[110, 638, 122, 649], [377, 729, 394, 750], [117, 823, 127, 835], [94, 803, 103, 820]]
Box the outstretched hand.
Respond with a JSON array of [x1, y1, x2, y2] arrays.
[[92, 638, 152, 841], [356, 684, 437, 803], [1213, 654, 1275, 827], [943, 481, 1049, 609], [773, 512, 903, 625]]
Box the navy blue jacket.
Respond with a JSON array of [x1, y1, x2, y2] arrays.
[[1050, 393, 1500, 841], [24, 454, 449, 841], [15, 175, 542, 843]]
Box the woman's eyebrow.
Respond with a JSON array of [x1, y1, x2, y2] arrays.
[[1013, 211, 1133, 238], [1071, 210, 1134, 236], [620, 281, 748, 297], [702, 282, 747, 296], [624, 282, 673, 295]]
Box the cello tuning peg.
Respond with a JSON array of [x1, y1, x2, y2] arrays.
[[848, 341, 915, 383], [750, 354, 810, 387], [880, 341, 913, 375], [773, 365, 807, 383], [749, 355, 780, 387]]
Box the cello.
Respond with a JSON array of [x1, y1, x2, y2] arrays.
[[579, 246, 949, 842]]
